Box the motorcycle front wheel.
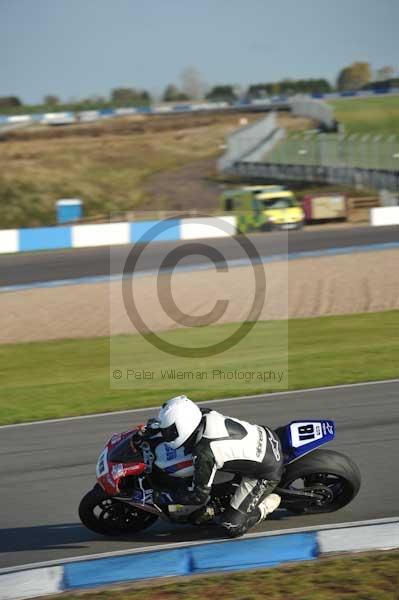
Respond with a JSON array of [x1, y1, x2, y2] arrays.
[[79, 484, 159, 536], [279, 449, 361, 514]]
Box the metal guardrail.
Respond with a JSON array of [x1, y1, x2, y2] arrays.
[[229, 161, 399, 193]]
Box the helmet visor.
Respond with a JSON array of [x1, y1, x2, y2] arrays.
[[160, 422, 179, 443]]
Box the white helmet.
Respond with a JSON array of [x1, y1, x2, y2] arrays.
[[158, 395, 202, 449]]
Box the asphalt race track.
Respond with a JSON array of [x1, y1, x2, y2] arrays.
[[0, 380, 398, 570], [1, 225, 399, 287]]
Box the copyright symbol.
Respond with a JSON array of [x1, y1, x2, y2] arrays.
[[121, 215, 266, 358], [112, 369, 122, 380]]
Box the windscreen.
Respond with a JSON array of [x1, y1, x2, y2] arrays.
[[108, 436, 142, 463], [261, 197, 298, 209]]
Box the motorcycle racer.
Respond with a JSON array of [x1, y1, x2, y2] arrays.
[[155, 395, 283, 538], [80, 402, 360, 538]]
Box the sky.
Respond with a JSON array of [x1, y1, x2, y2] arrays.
[[1, 0, 398, 104]]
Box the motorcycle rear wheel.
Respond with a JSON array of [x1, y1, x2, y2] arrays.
[[79, 484, 158, 536], [279, 449, 361, 514]]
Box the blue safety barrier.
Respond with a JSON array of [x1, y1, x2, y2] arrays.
[[173, 104, 193, 112], [1, 216, 232, 254], [130, 219, 181, 243], [98, 108, 114, 116], [64, 548, 190, 589], [19, 226, 72, 252], [190, 533, 317, 573], [63, 532, 317, 589]]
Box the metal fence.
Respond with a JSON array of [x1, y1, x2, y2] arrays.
[[268, 132, 399, 172], [229, 161, 399, 194]]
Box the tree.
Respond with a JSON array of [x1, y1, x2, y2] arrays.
[[44, 95, 60, 106], [162, 84, 189, 102], [0, 96, 22, 108], [337, 62, 372, 91], [111, 87, 138, 105], [110, 87, 151, 106], [247, 83, 273, 99], [140, 90, 151, 103], [205, 85, 237, 103], [180, 67, 207, 100], [247, 78, 331, 99], [376, 65, 395, 81]]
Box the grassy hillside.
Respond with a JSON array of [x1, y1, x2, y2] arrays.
[[0, 113, 254, 228]]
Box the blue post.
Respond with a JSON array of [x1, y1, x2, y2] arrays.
[[56, 199, 83, 224]]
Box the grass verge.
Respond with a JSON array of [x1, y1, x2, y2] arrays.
[[0, 311, 397, 425], [329, 95, 399, 136], [45, 551, 399, 600]]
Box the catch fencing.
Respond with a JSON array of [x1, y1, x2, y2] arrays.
[[268, 132, 399, 172], [229, 161, 399, 193]]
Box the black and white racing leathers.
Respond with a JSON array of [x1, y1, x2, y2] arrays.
[[171, 410, 284, 537]]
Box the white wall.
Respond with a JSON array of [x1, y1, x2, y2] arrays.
[[290, 96, 334, 129], [8, 115, 32, 123], [0, 229, 18, 254], [370, 206, 399, 226], [71, 223, 130, 247], [180, 216, 237, 240], [218, 112, 277, 171]]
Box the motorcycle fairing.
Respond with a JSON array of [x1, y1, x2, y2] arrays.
[[96, 428, 146, 495], [154, 442, 194, 477], [280, 420, 335, 463]]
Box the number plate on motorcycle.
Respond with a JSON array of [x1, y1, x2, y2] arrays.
[[290, 421, 324, 448], [284, 420, 335, 461], [96, 448, 109, 477]]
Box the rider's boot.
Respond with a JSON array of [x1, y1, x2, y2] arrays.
[[257, 493, 281, 522], [190, 504, 215, 525]]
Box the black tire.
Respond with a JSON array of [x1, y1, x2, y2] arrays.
[[279, 449, 361, 514], [79, 484, 158, 536]]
